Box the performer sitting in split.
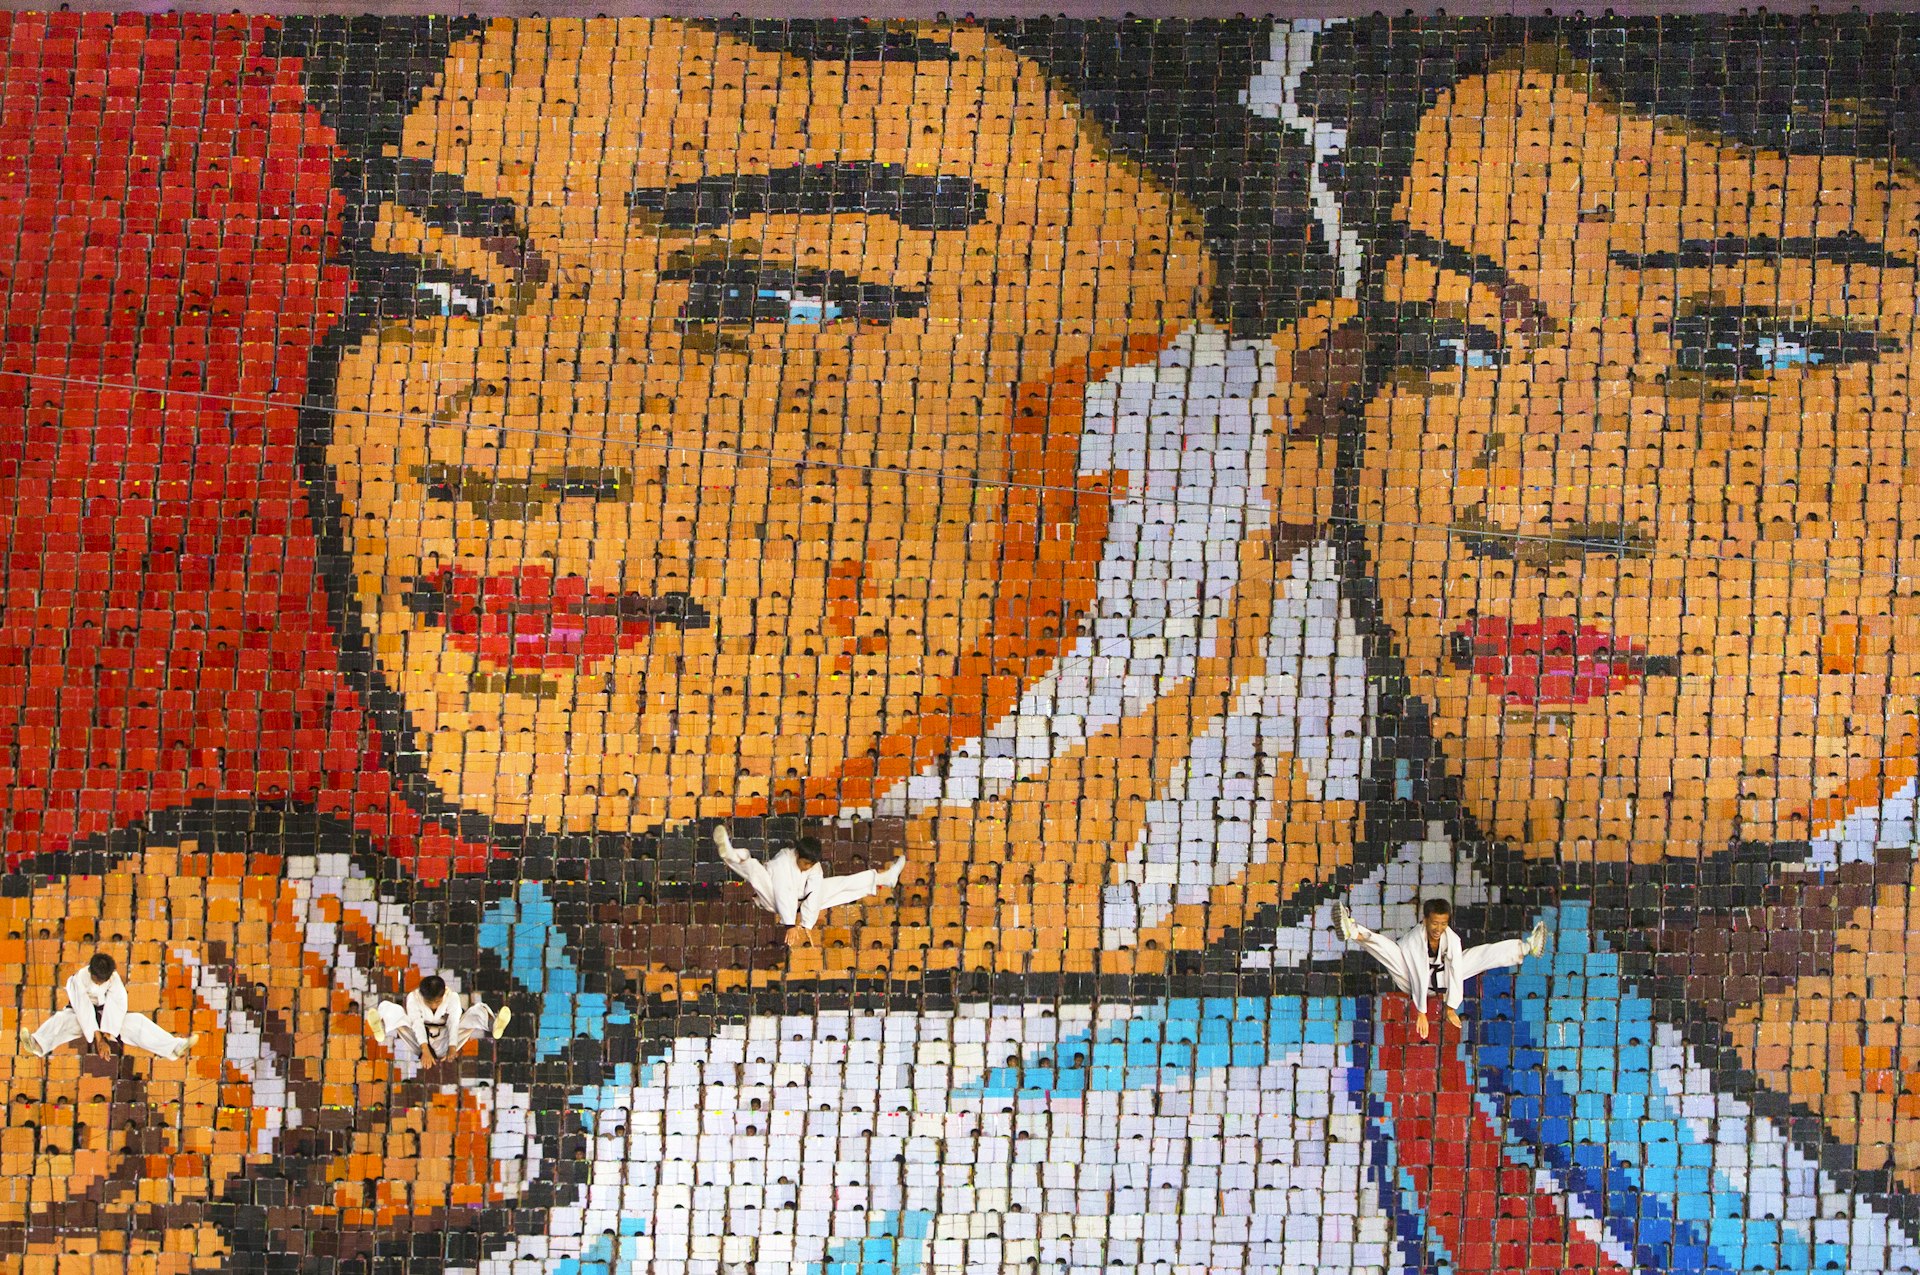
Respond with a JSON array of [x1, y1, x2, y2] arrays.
[[367, 974, 510, 1066], [714, 826, 906, 946], [20, 952, 199, 1060], [1337, 898, 1547, 1039]]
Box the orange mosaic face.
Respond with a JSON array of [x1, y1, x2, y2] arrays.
[[1357, 63, 1920, 865], [324, 21, 1208, 836]]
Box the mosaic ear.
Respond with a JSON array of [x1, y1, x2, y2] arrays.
[[1266, 298, 1364, 542]]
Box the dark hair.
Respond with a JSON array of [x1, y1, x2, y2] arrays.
[[1289, 16, 1920, 291], [417, 973, 447, 1002], [1421, 898, 1452, 919], [794, 835, 825, 867], [988, 20, 1315, 339], [88, 952, 116, 982], [273, 14, 1920, 419]]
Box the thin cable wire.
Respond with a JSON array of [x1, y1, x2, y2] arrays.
[[0, 361, 1902, 584]]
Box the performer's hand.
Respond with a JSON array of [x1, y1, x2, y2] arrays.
[[1415, 1013, 1430, 1040], [785, 925, 814, 948], [713, 825, 733, 856], [1447, 1008, 1464, 1030]]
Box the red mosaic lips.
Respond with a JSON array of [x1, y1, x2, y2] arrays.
[[1448, 617, 1676, 707], [404, 566, 710, 673]]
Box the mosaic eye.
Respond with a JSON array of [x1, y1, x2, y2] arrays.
[[1389, 316, 1509, 374], [754, 287, 842, 326], [356, 257, 496, 323], [414, 278, 488, 318], [1436, 326, 1506, 370], [1668, 309, 1899, 378], [663, 259, 926, 329]]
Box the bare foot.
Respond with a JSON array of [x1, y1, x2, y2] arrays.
[[1447, 1009, 1463, 1030], [1416, 1013, 1429, 1040]]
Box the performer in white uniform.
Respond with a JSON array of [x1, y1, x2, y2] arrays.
[[714, 826, 905, 942], [368, 974, 510, 1065], [21, 952, 199, 1060], [1338, 898, 1545, 1038]]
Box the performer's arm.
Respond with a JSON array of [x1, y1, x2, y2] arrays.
[[429, 991, 463, 1060], [405, 991, 435, 1058], [66, 970, 101, 1045], [771, 857, 804, 927], [99, 975, 129, 1039]]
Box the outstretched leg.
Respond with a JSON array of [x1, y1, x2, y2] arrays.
[[1336, 906, 1417, 997], [808, 869, 882, 912], [714, 827, 776, 905], [1455, 937, 1529, 986], [448, 1001, 505, 1053], [23, 1009, 83, 1057], [370, 1001, 425, 1068], [794, 859, 906, 929], [116, 1012, 192, 1060]]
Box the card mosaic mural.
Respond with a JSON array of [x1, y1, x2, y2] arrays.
[[3, 13, 1920, 1272]]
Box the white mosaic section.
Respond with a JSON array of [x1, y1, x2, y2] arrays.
[[477, 1003, 1396, 1275], [886, 328, 1276, 814]]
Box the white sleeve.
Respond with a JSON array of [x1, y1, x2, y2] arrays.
[[768, 853, 803, 926], [67, 971, 102, 1043], [406, 991, 434, 1049], [1396, 930, 1431, 1016], [99, 975, 129, 1039]]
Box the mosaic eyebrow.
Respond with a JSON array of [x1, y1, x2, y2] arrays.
[[627, 161, 988, 232], [376, 158, 546, 284], [383, 157, 527, 243], [1449, 509, 1657, 566], [1610, 233, 1919, 271], [1387, 228, 1559, 337]]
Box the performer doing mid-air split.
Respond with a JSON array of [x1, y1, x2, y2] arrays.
[[1337, 898, 1547, 1039], [714, 826, 905, 945]]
